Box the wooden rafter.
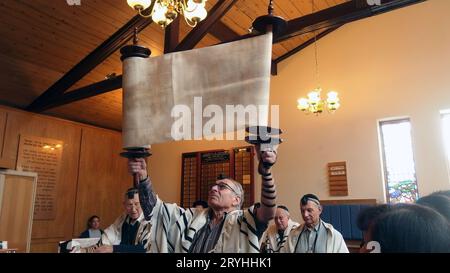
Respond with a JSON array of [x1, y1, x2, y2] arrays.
[[32, 0, 426, 111], [274, 25, 343, 65], [209, 20, 241, 42], [271, 26, 342, 76], [30, 0, 238, 112], [173, 0, 238, 52], [26, 5, 156, 112], [275, 0, 426, 43], [164, 17, 180, 54], [36, 76, 123, 112]]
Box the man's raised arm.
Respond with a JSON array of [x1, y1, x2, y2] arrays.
[[255, 145, 278, 224], [128, 158, 157, 221]]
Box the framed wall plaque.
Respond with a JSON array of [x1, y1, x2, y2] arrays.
[[16, 135, 63, 220], [328, 161, 348, 196]]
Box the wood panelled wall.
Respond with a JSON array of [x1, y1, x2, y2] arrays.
[[73, 127, 130, 236], [0, 105, 130, 252]]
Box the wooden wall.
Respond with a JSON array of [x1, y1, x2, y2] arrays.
[[73, 127, 130, 236], [0, 171, 37, 253], [0, 105, 130, 252]]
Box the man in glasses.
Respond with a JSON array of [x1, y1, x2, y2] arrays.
[[127, 144, 278, 253]]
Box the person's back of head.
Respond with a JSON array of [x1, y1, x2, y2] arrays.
[[371, 203, 450, 253], [357, 204, 392, 232], [416, 193, 450, 222], [430, 190, 450, 199]]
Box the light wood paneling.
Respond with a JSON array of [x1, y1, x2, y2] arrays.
[[0, 110, 14, 168], [0, 171, 37, 253], [72, 127, 130, 237], [1, 107, 82, 241], [0, 105, 131, 252], [0, 0, 348, 130], [30, 238, 61, 253], [45, 89, 123, 131]]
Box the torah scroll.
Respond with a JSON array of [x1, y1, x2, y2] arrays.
[[122, 33, 273, 148]]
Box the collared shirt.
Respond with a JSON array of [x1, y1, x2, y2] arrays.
[[190, 208, 268, 253], [295, 220, 327, 253], [190, 211, 227, 253]]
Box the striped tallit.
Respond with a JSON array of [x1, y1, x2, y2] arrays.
[[100, 213, 152, 252], [280, 221, 349, 253], [260, 219, 300, 253], [148, 197, 262, 253]]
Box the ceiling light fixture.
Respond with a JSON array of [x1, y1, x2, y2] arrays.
[[297, 0, 340, 115], [127, 0, 208, 28]]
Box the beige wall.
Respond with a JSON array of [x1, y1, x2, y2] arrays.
[[148, 0, 450, 222], [271, 0, 450, 220]]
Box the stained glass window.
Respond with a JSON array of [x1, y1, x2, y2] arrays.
[[379, 118, 419, 203]]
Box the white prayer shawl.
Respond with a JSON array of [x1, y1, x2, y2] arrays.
[[280, 221, 349, 253], [101, 212, 152, 252], [260, 219, 300, 253], [149, 197, 261, 253]]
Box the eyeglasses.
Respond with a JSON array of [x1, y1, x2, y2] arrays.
[[215, 182, 240, 196]]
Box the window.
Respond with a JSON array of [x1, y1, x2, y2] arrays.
[[441, 110, 450, 180], [379, 118, 419, 203]]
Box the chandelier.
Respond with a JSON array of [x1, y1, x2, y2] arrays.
[[297, 0, 340, 115], [127, 0, 208, 28], [297, 89, 340, 114]]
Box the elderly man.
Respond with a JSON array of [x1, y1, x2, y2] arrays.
[[260, 205, 299, 253], [85, 188, 152, 253], [128, 144, 278, 253], [281, 194, 348, 253]]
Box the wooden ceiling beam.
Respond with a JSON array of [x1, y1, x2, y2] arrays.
[[164, 17, 180, 53], [26, 5, 155, 112], [274, 0, 426, 43], [40, 76, 123, 112], [274, 25, 342, 65], [173, 0, 238, 52], [32, 0, 238, 111], [221, 0, 425, 45], [209, 20, 241, 42], [34, 0, 425, 110]]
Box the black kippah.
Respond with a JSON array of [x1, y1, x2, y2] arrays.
[[277, 205, 289, 212], [126, 188, 138, 199], [217, 173, 229, 180], [300, 193, 320, 205]]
